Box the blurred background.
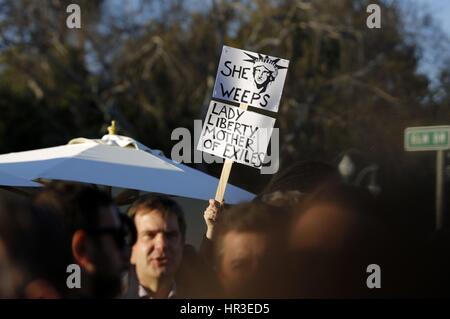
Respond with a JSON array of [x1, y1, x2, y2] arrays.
[[0, 0, 449, 241]]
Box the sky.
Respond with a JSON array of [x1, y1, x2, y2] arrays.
[[415, 0, 450, 35], [402, 0, 450, 84]]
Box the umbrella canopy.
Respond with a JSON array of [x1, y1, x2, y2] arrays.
[[0, 135, 254, 204], [0, 170, 41, 187]]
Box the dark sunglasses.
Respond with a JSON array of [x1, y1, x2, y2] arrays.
[[86, 227, 135, 249]]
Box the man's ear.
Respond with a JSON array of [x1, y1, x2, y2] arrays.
[[72, 230, 95, 273]]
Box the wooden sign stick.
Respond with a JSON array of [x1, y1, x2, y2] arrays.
[[215, 103, 248, 202]]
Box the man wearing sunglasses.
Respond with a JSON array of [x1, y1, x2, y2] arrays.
[[34, 182, 132, 299]]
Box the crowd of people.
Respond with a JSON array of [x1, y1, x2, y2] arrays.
[[0, 160, 449, 299]]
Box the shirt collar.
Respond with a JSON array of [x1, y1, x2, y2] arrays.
[[138, 282, 177, 299]]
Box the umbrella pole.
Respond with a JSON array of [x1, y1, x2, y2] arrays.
[[214, 103, 248, 203]]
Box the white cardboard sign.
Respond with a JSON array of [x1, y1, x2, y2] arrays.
[[197, 101, 276, 169], [213, 45, 289, 113]]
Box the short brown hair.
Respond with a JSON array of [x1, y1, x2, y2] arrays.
[[127, 194, 186, 239], [213, 201, 287, 262]]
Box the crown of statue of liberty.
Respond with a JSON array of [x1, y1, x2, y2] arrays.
[[244, 52, 288, 78]]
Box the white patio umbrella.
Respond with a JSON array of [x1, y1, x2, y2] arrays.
[[0, 131, 254, 204], [0, 170, 41, 187]]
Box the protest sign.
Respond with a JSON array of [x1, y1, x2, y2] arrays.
[[197, 100, 275, 169], [213, 45, 289, 113]]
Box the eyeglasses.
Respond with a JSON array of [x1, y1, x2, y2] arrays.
[[86, 227, 135, 249]]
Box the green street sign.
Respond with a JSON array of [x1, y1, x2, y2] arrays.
[[404, 126, 450, 151]]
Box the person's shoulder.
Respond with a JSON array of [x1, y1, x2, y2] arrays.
[[120, 266, 140, 299]]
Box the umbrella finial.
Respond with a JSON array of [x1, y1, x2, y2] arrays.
[[107, 120, 116, 135]]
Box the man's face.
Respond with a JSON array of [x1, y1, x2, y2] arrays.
[[89, 205, 130, 296], [132, 210, 183, 284], [253, 65, 272, 85], [289, 203, 374, 297], [218, 231, 269, 297]]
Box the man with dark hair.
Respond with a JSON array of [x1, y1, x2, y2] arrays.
[[125, 194, 220, 298], [212, 201, 288, 298], [126, 194, 185, 299], [33, 182, 131, 298], [0, 193, 71, 298]]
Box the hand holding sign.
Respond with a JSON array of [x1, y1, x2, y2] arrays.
[[203, 199, 224, 239]]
